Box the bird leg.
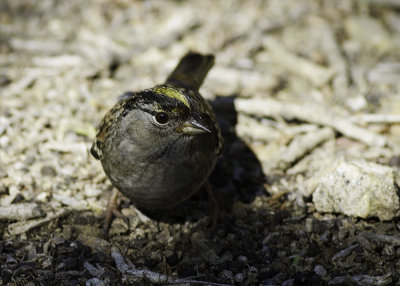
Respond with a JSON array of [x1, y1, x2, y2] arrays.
[[103, 188, 122, 239]]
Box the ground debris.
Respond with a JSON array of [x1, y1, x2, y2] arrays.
[[329, 273, 392, 286], [111, 248, 231, 286], [7, 209, 70, 236], [235, 97, 387, 147], [361, 232, 400, 245], [313, 159, 399, 220], [1, 0, 400, 284], [0, 203, 44, 220]]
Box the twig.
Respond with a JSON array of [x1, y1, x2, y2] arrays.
[[2, 73, 36, 98], [261, 37, 335, 87], [10, 38, 64, 54], [111, 248, 231, 286], [84, 262, 105, 278], [368, 62, 400, 84], [316, 17, 349, 98], [361, 232, 400, 245], [329, 273, 392, 286], [234, 97, 386, 147], [236, 114, 320, 142], [349, 114, 400, 124], [331, 244, 358, 262], [0, 203, 43, 220], [32, 55, 82, 67], [7, 209, 70, 236], [278, 127, 334, 170], [209, 66, 279, 95]]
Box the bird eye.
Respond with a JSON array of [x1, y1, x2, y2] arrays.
[[154, 112, 169, 125]]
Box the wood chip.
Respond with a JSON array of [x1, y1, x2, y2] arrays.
[[7, 209, 69, 236], [235, 97, 386, 146], [0, 203, 43, 220]]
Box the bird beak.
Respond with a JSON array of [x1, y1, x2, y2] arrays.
[[177, 113, 212, 135]]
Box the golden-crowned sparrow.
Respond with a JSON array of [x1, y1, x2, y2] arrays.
[[91, 52, 223, 231]]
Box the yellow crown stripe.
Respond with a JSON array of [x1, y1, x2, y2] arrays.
[[152, 86, 190, 108]]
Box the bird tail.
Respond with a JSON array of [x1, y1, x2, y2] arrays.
[[166, 52, 215, 91]]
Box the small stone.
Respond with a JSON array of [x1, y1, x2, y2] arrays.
[[314, 264, 327, 276], [73, 225, 103, 238], [121, 206, 140, 229], [248, 266, 258, 273], [290, 241, 299, 253], [235, 272, 245, 283], [382, 245, 395, 257], [262, 245, 270, 256], [109, 217, 129, 236], [25, 243, 37, 261], [24, 156, 35, 166], [86, 278, 107, 286], [76, 234, 111, 254], [304, 218, 313, 233], [42, 256, 53, 269], [130, 228, 145, 240], [226, 233, 236, 241], [313, 159, 399, 220], [277, 250, 286, 258], [6, 254, 17, 266], [52, 236, 65, 245], [219, 270, 234, 284], [41, 165, 57, 177], [84, 186, 102, 197], [36, 192, 49, 202]]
